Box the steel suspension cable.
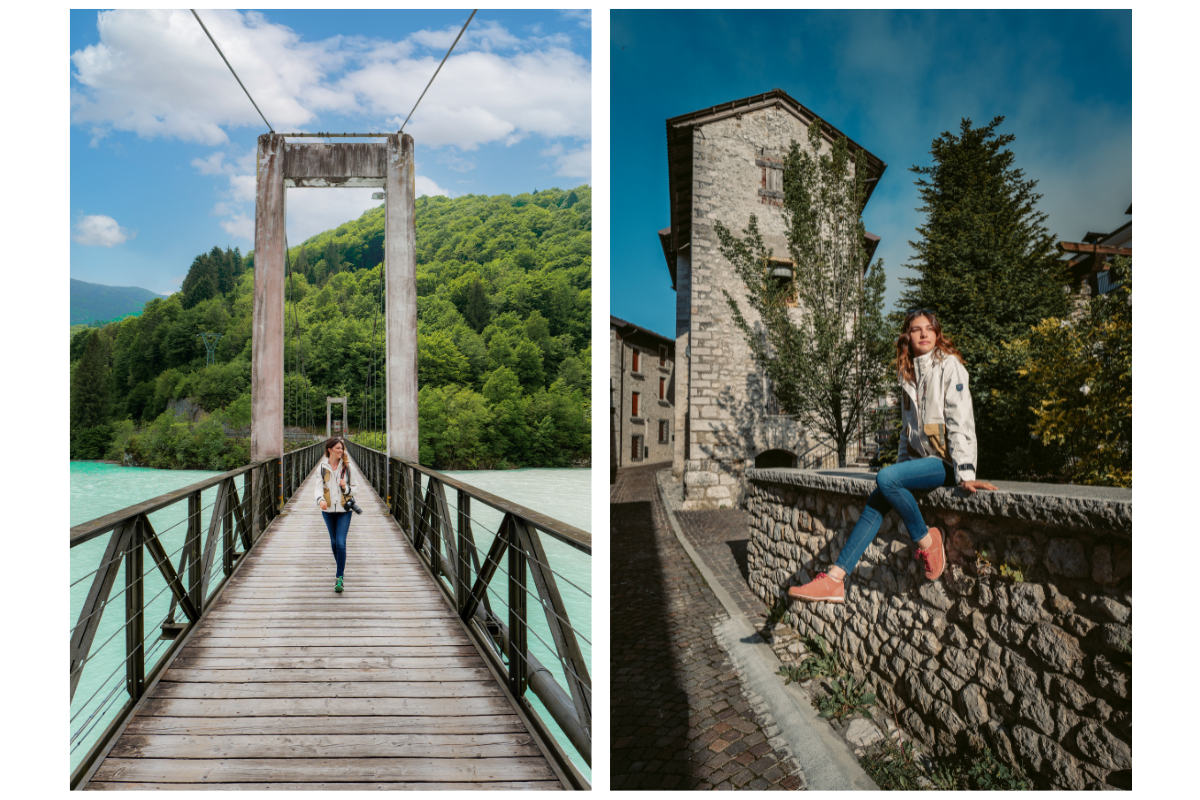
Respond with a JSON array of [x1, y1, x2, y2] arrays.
[[191, 10, 273, 132], [398, 9, 476, 135]]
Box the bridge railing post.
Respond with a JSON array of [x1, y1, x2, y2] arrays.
[[456, 490, 470, 613], [125, 515, 145, 703], [507, 514, 528, 702]]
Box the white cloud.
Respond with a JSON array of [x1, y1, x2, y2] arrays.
[[71, 9, 350, 144], [220, 213, 254, 242], [416, 175, 451, 198], [561, 10, 591, 28], [72, 11, 591, 155], [72, 214, 135, 247], [412, 19, 522, 52], [191, 152, 229, 175], [362, 48, 591, 149], [543, 142, 590, 180], [286, 188, 379, 244]]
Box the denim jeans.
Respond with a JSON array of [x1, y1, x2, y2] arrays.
[[322, 511, 352, 577], [833, 457, 955, 574]]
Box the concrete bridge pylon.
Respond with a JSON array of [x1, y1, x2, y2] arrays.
[[251, 132, 418, 464]]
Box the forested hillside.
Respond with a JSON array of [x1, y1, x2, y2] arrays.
[[70, 278, 163, 326], [69, 186, 592, 470]]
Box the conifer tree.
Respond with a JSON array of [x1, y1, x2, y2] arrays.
[[71, 331, 112, 431], [464, 277, 491, 332], [900, 117, 1070, 479]]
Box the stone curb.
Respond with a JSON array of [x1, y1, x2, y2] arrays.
[[746, 468, 1132, 536], [656, 469, 878, 791]]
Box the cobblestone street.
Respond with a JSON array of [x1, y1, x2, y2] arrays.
[[610, 464, 805, 790]]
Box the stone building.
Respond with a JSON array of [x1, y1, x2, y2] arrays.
[[659, 89, 887, 509], [610, 315, 676, 469]]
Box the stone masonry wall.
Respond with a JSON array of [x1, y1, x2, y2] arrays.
[[744, 468, 1132, 790], [682, 108, 831, 509]]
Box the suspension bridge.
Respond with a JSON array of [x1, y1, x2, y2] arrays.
[[70, 126, 592, 789]]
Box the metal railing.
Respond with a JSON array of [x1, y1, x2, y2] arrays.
[[345, 441, 592, 790], [69, 441, 325, 789]]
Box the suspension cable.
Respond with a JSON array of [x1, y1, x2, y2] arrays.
[[191, 10, 273, 132], [398, 9, 476, 135]]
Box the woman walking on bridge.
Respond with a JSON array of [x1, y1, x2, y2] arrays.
[[316, 437, 359, 593], [789, 309, 998, 605]]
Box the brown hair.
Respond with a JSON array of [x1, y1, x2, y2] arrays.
[[895, 309, 965, 384], [324, 437, 349, 481]]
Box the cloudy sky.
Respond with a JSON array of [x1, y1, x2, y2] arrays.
[[70, 8, 592, 295], [609, 9, 1132, 337]]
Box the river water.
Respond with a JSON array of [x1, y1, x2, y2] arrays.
[[70, 460, 592, 781]]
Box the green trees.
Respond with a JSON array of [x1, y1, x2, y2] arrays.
[[1013, 258, 1132, 486], [899, 117, 1070, 480], [715, 121, 892, 467], [70, 330, 114, 458], [70, 185, 592, 470]]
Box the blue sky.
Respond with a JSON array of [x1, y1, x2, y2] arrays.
[[609, 9, 1132, 338], [70, 8, 591, 295]]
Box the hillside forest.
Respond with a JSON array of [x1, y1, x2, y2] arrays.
[[69, 186, 592, 471]]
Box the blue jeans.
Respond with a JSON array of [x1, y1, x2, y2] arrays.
[[322, 511, 352, 577], [834, 457, 955, 574]]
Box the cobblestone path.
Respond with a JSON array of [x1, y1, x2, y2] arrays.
[[610, 464, 805, 790], [674, 506, 771, 624]]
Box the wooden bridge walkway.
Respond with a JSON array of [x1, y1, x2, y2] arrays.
[[85, 459, 562, 790]]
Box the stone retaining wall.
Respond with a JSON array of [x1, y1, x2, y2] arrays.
[[745, 468, 1132, 790]]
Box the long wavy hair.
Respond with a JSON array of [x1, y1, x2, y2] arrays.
[[323, 437, 349, 481], [895, 309, 965, 384]]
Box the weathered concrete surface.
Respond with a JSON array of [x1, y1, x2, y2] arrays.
[[385, 133, 418, 462], [282, 142, 387, 187], [251, 133, 286, 463]]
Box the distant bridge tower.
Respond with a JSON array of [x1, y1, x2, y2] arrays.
[[326, 396, 348, 439], [252, 132, 418, 465]]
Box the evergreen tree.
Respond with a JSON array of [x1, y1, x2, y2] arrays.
[[899, 116, 1070, 479], [324, 240, 343, 276], [71, 331, 112, 430], [464, 276, 491, 332]]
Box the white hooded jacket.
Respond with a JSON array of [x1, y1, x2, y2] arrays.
[[896, 349, 978, 484], [314, 457, 360, 512]]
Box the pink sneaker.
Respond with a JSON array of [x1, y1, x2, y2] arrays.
[[915, 527, 945, 581], [787, 572, 845, 604]]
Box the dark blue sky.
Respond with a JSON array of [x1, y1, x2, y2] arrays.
[[609, 9, 1132, 337]]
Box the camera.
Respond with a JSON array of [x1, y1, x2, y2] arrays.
[[343, 495, 364, 515]]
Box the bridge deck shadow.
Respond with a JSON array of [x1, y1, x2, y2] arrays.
[[86, 457, 561, 790]]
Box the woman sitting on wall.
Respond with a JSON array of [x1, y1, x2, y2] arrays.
[[789, 309, 998, 604]]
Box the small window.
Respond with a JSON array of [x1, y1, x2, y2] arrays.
[[631, 435, 644, 462], [659, 377, 666, 400], [659, 420, 669, 444], [631, 392, 640, 417], [659, 345, 667, 366], [631, 350, 640, 373]]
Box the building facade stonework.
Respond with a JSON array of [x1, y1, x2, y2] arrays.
[[661, 90, 887, 509], [610, 316, 676, 469]]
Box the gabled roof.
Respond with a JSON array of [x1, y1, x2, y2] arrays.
[[661, 89, 888, 288], [611, 314, 675, 349]]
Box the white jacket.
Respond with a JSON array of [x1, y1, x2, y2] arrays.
[[314, 457, 360, 511], [896, 349, 978, 483]]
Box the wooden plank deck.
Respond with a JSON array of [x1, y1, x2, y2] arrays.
[[86, 458, 562, 790]]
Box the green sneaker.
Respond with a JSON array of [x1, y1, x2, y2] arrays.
[[334, 576, 344, 593]]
